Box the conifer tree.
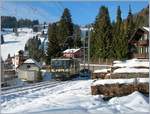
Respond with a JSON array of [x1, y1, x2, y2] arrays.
[[91, 6, 112, 60], [112, 6, 124, 59], [125, 5, 135, 58], [47, 23, 60, 64], [25, 37, 43, 62], [58, 8, 74, 49]]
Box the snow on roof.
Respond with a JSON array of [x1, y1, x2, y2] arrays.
[[24, 58, 41, 68], [80, 27, 93, 31], [63, 48, 80, 53], [143, 27, 149, 32], [113, 68, 149, 73], [92, 78, 149, 86], [93, 68, 111, 73]]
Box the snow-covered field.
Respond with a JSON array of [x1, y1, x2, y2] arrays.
[[1, 28, 38, 60], [1, 80, 149, 114]]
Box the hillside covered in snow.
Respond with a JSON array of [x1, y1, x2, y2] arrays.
[[1, 28, 39, 60]]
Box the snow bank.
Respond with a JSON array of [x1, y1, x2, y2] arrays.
[[109, 91, 149, 112], [1, 80, 149, 114], [92, 78, 149, 86]]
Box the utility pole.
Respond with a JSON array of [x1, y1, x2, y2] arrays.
[[87, 27, 90, 71], [83, 30, 86, 70]]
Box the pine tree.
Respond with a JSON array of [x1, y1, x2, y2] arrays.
[[1, 35, 4, 44], [47, 23, 60, 64], [58, 8, 74, 49], [7, 53, 11, 59], [112, 6, 125, 59], [125, 5, 135, 58], [25, 37, 43, 62], [91, 6, 112, 60], [119, 23, 128, 59]]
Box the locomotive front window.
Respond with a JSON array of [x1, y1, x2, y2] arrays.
[[51, 59, 72, 69]]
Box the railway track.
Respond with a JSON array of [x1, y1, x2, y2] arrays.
[[1, 80, 67, 96], [1, 80, 57, 91]]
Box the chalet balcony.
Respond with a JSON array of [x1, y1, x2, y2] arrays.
[[137, 40, 149, 46], [134, 53, 149, 59]]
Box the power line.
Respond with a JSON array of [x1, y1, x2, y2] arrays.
[[0, 6, 16, 16], [28, 6, 50, 22], [57, 2, 65, 10]]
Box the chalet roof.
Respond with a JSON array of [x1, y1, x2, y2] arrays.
[[24, 58, 41, 67], [129, 27, 149, 42], [17, 58, 41, 69], [63, 48, 81, 53], [143, 27, 149, 32]]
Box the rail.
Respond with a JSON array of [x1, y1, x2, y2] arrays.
[[1, 80, 66, 96]]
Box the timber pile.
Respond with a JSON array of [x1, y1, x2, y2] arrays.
[[105, 73, 149, 79], [91, 82, 149, 97], [92, 72, 107, 79]]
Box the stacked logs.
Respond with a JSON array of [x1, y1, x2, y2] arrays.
[[91, 83, 149, 97]]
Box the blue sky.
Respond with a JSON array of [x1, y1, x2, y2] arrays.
[[1, 1, 149, 25]]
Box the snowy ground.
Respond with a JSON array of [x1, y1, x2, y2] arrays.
[[1, 80, 149, 114], [1, 28, 38, 60]]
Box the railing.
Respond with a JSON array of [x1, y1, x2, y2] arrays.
[[134, 53, 149, 59], [138, 40, 149, 46]]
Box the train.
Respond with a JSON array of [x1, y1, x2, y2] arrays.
[[50, 58, 80, 80]]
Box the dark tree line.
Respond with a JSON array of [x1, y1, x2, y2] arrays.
[[46, 6, 148, 64], [17, 19, 39, 28], [1, 16, 17, 28], [1, 16, 39, 28], [90, 5, 148, 61], [23, 5, 148, 64]]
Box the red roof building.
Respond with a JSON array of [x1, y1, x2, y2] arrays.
[[63, 48, 83, 58]]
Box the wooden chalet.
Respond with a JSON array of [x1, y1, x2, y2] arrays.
[[129, 27, 149, 59]]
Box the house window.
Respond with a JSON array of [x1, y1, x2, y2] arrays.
[[146, 46, 149, 53], [27, 65, 31, 68], [144, 33, 147, 40], [146, 47, 148, 53], [140, 47, 143, 54]]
